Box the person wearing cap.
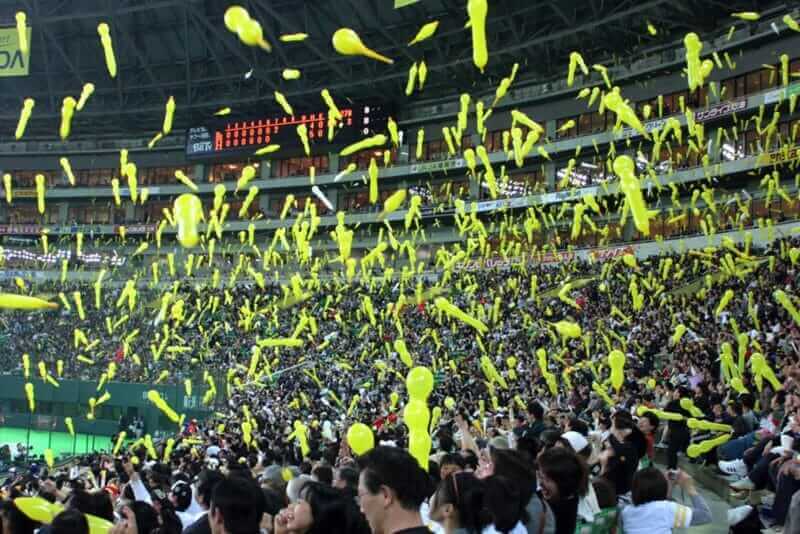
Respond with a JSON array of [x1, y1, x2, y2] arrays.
[[184, 470, 225, 534], [169, 481, 195, 529], [558, 432, 600, 525]]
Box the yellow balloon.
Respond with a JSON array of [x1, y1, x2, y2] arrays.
[[173, 193, 203, 248], [224, 6, 249, 32], [332, 28, 393, 64], [608, 349, 625, 391], [444, 396, 456, 410], [614, 155, 651, 236], [85, 514, 113, 534], [467, 0, 488, 71], [238, 18, 263, 46], [346, 423, 375, 455], [403, 399, 430, 431], [406, 366, 434, 400], [553, 320, 581, 339], [408, 430, 432, 471], [97, 23, 117, 78], [14, 497, 62, 524], [0, 293, 57, 310]]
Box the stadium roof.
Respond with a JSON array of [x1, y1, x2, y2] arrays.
[[0, 0, 785, 139]]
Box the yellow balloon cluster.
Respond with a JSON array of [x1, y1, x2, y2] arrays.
[[224, 6, 271, 51], [404, 366, 434, 470]]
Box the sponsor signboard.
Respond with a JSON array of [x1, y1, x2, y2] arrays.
[[0, 224, 41, 235], [588, 245, 635, 263], [11, 189, 36, 198], [621, 118, 666, 138], [0, 26, 31, 77], [121, 224, 156, 235], [764, 83, 800, 104], [409, 158, 465, 174], [757, 146, 800, 167], [694, 98, 746, 123]]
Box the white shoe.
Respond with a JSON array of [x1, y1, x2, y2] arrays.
[[728, 505, 753, 526], [719, 458, 748, 477], [731, 477, 756, 490]]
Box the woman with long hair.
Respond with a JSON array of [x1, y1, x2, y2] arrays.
[[428, 472, 491, 534], [479, 448, 555, 534], [536, 447, 588, 534], [273, 481, 370, 534]]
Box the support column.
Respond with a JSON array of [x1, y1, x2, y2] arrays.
[[259, 160, 271, 179], [192, 164, 205, 183], [706, 125, 724, 163], [258, 192, 272, 216], [545, 119, 557, 139], [124, 201, 135, 224], [622, 216, 636, 242], [328, 152, 340, 175], [469, 175, 481, 200], [543, 161, 556, 191], [58, 203, 69, 225]]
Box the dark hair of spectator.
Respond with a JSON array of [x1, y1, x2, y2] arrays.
[[312, 464, 333, 486], [538, 447, 589, 499], [210, 477, 263, 534], [51, 509, 88, 534], [357, 446, 432, 510], [299, 482, 371, 534], [631, 467, 669, 506]]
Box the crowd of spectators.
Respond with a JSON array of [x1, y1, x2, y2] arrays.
[[1, 234, 800, 533]]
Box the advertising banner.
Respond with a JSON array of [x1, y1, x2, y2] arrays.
[[757, 146, 800, 167], [764, 83, 800, 104], [694, 98, 746, 123], [0, 26, 31, 77]]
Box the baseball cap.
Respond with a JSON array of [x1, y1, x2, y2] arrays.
[[561, 431, 589, 454]]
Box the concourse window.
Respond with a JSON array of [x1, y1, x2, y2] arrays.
[[276, 155, 330, 177], [577, 113, 592, 136], [68, 204, 112, 224], [556, 117, 577, 139], [142, 200, 171, 224], [590, 112, 607, 134], [9, 204, 55, 224], [139, 165, 193, 186], [485, 129, 505, 151], [209, 162, 250, 183], [746, 70, 762, 95], [555, 157, 607, 189], [74, 167, 118, 187], [499, 169, 545, 197], [340, 149, 393, 171], [416, 136, 471, 161], [7, 170, 58, 188]]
